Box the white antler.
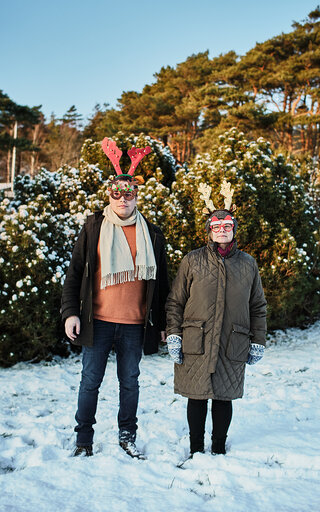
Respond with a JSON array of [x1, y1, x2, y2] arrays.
[[220, 179, 234, 210], [198, 183, 215, 212]]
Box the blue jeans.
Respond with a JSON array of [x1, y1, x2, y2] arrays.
[[75, 320, 144, 446]]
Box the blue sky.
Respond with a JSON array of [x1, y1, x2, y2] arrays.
[[1, 0, 317, 121]]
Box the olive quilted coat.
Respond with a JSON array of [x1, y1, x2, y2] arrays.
[[165, 241, 267, 400]]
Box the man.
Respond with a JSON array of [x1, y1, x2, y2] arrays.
[[61, 139, 169, 458]]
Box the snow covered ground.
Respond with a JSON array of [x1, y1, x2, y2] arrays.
[[0, 322, 319, 512]]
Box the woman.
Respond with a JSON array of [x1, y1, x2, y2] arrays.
[[165, 180, 267, 456]]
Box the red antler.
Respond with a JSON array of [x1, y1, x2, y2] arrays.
[[127, 146, 151, 176], [101, 138, 123, 175]]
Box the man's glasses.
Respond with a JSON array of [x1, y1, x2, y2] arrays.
[[109, 189, 137, 201], [210, 220, 234, 233]]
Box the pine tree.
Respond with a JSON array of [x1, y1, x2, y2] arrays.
[[0, 90, 41, 181]]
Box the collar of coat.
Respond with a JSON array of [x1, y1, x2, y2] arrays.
[[208, 239, 238, 259]]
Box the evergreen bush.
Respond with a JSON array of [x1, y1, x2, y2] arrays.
[[138, 128, 319, 329], [0, 162, 105, 366], [81, 132, 176, 186], [0, 129, 319, 366], [0, 197, 76, 366]]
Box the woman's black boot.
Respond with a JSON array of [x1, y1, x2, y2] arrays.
[[211, 436, 226, 455], [190, 434, 205, 456]]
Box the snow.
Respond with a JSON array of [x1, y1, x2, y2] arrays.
[[0, 322, 320, 512]]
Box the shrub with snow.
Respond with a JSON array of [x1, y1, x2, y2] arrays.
[[0, 197, 76, 365], [0, 129, 319, 366], [152, 129, 319, 328]]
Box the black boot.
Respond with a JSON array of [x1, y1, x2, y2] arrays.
[[119, 439, 146, 460], [190, 434, 205, 456], [73, 445, 93, 457], [119, 430, 146, 460], [211, 436, 226, 455]]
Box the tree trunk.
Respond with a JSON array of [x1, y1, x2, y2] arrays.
[[176, 141, 181, 163], [291, 94, 302, 116], [182, 135, 186, 163], [6, 150, 11, 183], [300, 126, 305, 153], [287, 129, 293, 152], [30, 124, 40, 177], [17, 151, 22, 174], [307, 123, 314, 153], [282, 91, 288, 113]]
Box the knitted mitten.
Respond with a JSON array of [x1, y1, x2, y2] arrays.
[[166, 334, 183, 364], [247, 343, 265, 365]]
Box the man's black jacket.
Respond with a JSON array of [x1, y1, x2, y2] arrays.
[[61, 211, 169, 354]]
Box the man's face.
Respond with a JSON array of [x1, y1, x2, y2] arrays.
[[109, 180, 137, 219]]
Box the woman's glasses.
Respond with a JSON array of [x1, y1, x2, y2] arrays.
[[210, 220, 234, 233]]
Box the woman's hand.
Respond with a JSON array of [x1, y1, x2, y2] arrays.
[[65, 316, 81, 341], [167, 334, 183, 364], [247, 343, 265, 365]]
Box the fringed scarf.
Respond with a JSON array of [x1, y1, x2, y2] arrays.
[[99, 205, 157, 288]]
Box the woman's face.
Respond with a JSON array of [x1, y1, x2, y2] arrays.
[[209, 217, 234, 246], [210, 228, 234, 245]]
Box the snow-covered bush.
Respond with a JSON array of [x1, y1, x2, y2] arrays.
[[0, 136, 177, 366], [0, 197, 77, 366], [0, 160, 109, 366], [0, 130, 318, 366], [147, 128, 319, 329], [81, 132, 176, 186]]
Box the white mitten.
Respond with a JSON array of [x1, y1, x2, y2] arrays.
[[247, 343, 265, 365], [167, 334, 183, 364]]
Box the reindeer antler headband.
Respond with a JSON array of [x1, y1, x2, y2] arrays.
[[198, 179, 236, 215], [101, 137, 152, 185]]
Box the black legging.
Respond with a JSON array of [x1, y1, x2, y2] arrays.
[[187, 398, 233, 442]]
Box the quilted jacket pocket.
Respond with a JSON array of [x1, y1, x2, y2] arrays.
[[181, 319, 205, 355], [226, 323, 251, 362]]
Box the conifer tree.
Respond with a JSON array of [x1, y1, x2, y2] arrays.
[[0, 90, 41, 180]]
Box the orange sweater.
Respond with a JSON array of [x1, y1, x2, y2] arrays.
[[93, 225, 147, 324]]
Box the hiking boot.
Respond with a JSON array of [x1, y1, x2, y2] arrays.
[[119, 440, 146, 460], [73, 445, 93, 457]]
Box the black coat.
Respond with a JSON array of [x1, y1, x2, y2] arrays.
[[61, 211, 169, 354]]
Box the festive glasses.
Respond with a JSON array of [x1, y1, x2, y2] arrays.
[[210, 220, 234, 233], [109, 188, 137, 200]]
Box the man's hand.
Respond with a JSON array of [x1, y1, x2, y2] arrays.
[[160, 331, 166, 343], [65, 316, 81, 341]]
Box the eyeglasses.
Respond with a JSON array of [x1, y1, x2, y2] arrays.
[[210, 220, 234, 233], [109, 189, 137, 200]]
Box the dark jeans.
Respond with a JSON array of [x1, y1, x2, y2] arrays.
[[75, 320, 144, 446]]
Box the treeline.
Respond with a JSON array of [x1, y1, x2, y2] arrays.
[[0, 95, 83, 181], [87, 7, 320, 162], [1, 7, 320, 180]]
